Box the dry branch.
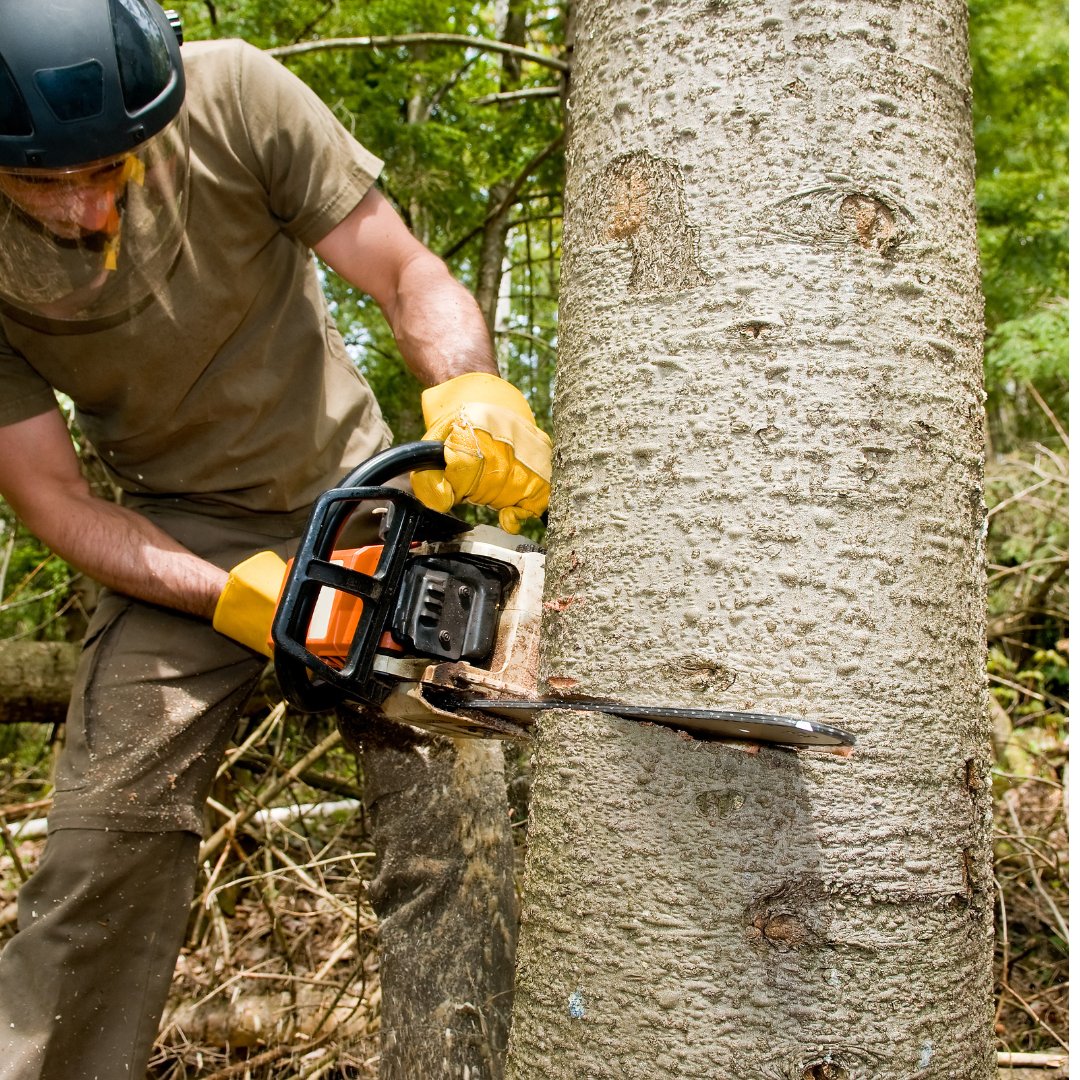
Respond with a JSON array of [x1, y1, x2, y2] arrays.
[[471, 85, 562, 106], [199, 730, 344, 864], [267, 34, 569, 74], [442, 131, 566, 260], [236, 750, 364, 802], [996, 1051, 1069, 1068]]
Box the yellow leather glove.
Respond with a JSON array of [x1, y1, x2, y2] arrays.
[[212, 551, 287, 657], [411, 372, 551, 533]]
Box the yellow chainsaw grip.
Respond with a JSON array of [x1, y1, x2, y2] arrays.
[[412, 373, 551, 532], [212, 550, 288, 658]]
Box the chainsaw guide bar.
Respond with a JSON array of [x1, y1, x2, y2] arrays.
[[443, 698, 855, 748]]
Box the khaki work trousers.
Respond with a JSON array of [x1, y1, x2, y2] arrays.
[[0, 505, 518, 1080]]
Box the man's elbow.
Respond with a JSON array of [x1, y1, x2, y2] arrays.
[[4, 476, 96, 546]]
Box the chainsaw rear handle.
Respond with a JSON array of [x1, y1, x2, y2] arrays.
[[272, 441, 467, 713]]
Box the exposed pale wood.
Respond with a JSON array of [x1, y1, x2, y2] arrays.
[[997, 1050, 1069, 1069]]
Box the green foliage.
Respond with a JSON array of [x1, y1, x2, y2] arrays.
[[984, 439, 1068, 1054], [969, 0, 1068, 445], [985, 440, 1068, 655], [985, 299, 1068, 390], [0, 509, 77, 642], [0, 722, 54, 798]]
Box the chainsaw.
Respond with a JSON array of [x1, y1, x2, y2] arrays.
[[270, 442, 855, 750]]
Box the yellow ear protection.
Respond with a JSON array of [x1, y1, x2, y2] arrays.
[[102, 153, 147, 271]]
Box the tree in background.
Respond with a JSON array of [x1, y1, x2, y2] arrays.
[[506, 0, 994, 1075], [970, 0, 1068, 448]]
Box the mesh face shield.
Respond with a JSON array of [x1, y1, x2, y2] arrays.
[[0, 108, 189, 324]]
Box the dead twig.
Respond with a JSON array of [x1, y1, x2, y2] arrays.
[[1000, 982, 1070, 1052], [1026, 383, 1069, 448], [0, 797, 51, 821], [1003, 792, 1069, 945], [200, 730, 343, 864], [199, 1033, 334, 1080], [204, 850, 375, 907], [216, 702, 287, 780], [0, 816, 28, 883]]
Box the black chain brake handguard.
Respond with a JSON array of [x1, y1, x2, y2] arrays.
[[271, 443, 468, 713]]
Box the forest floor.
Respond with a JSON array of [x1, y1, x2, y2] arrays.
[[0, 708, 1067, 1079]]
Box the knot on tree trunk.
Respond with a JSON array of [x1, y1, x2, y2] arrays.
[[801, 1063, 851, 1080], [594, 151, 708, 292], [839, 194, 898, 253]]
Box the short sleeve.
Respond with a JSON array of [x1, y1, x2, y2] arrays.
[[0, 323, 58, 426], [235, 43, 384, 247]]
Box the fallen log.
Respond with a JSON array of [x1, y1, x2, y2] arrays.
[[0, 641, 281, 724], [0, 640, 78, 725]]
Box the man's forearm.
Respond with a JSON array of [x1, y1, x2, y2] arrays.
[[389, 255, 498, 385], [23, 492, 228, 620], [312, 189, 498, 386]]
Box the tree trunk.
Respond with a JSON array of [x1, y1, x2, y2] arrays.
[[475, 180, 514, 334], [475, 0, 527, 332], [347, 717, 519, 1080], [506, 1, 992, 1077]]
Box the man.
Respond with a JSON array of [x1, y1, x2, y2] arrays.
[[0, 2, 549, 1077]]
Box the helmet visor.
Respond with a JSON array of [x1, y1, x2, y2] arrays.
[[0, 108, 188, 323]]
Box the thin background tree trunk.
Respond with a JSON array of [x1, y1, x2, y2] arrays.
[[475, 0, 528, 332], [507, 0, 993, 1076]]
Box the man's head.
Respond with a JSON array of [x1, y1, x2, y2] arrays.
[[0, 0, 187, 323]]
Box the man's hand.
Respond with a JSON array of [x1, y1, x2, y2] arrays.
[[212, 551, 287, 657], [213, 546, 384, 658], [410, 372, 551, 533]]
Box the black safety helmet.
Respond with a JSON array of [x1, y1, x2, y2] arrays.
[[0, 0, 184, 170]]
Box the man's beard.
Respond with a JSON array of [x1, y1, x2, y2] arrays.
[[51, 227, 115, 252], [8, 192, 126, 252]]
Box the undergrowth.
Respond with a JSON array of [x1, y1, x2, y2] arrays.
[[985, 412, 1069, 1058]]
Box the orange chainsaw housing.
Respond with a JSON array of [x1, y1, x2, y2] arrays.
[[271, 546, 402, 661]]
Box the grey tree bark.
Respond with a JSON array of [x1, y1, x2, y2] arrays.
[[506, 1, 992, 1078]]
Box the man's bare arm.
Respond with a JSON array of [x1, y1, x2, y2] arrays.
[[0, 409, 228, 618], [313, 188, 498, 385]]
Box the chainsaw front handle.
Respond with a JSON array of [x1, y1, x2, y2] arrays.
[[272, 441, 467, 713], [340, 439, 446, 488]]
